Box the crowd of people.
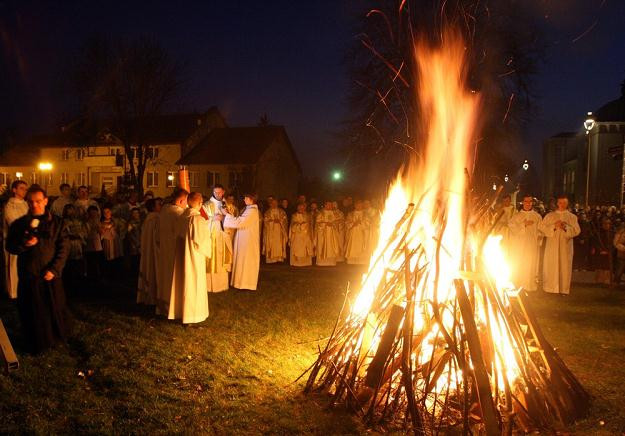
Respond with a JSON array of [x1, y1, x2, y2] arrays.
[[1, 181, 384, 353], [4, 177, 625, 354], [496, 192, 625, 296]]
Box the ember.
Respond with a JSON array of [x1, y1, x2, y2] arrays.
[[303, 31, 589, 434]]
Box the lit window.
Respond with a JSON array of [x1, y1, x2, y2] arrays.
[[166, 171, 176, 188], [62, 149, 70, 160], [76, 149, 85, 160], [77, 173, 86, 186], [147, 171, 159, 187]]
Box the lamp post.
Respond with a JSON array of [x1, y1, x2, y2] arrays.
[[584, 112, 596, 207]]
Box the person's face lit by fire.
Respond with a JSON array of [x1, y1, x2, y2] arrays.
[[522, 197, 533, 211], [103, 208, 112, 220], [213, 187, 225, 201], [13, 183, 27, 200], [28, 191, 48, 216]]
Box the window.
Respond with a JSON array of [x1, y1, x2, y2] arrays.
[[47, 173, 53, 186], [207, 171, 221, 187], [76, 149, 85, 160], [77, 172, 86, 186], [102, 176, 114, 191], [189, 171, 200, 188], [147, 146, 159, 159], [31, 173, 38, 184], [166, 171, 177, 188], [60, 173, 69, 184], [147, 171, 159, 187], [109, 147, 123, 156], [62, 149, 70, 160], [0, 173, 7, 185]]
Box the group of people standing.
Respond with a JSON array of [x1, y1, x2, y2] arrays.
[[261, 197, 380, 267]]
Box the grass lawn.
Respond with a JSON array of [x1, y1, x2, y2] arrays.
[[1, 264, 625, 434]]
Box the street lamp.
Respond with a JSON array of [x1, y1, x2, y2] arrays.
[[492, 183, 497, 191], [522, 160, 529, 171], [584, 111, 596, 207], [38, 162, 53, 191], [332, 170, 343, 182], [504, 174, 509, 183]]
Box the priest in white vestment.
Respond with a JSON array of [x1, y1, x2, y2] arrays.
[[314, 201, 340, 266], [508, 195, 542, 291], [364, 200, 380, 257], [224, 194, 260, 290], [137, 199, 161, 304], [538, 196, 581, 295], [345, 200, 371, 265], [333, 201, 346, 262], [168, 192, 212, 324], [288, 203, 313, 266], [3, 180, 28, 299], [202, 185, 233, 292], [262, 198, 288, 264], [156, 189, 188, 314]]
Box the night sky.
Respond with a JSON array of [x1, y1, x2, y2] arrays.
[[1, 0, 624, 178]]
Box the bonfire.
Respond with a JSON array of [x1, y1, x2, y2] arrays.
[[303, 32, 589, 435]]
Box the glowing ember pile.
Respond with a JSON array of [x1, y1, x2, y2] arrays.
[[304, 33, 589, 434]]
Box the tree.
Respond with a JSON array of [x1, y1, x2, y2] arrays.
[[73, 37, 183, 195], [341, 0, 545, 193]]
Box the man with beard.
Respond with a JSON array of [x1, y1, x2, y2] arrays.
[[7, 186, 71, 353]]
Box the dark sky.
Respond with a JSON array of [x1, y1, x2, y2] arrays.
[[1, 0, 624, 178]]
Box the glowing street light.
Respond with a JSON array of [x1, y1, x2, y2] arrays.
[[522, 160, 529, 171], [504, 174, 509, 183], [15, 172, 23, 179], [167, 174, 175, 181], [332, 170, 343, 182], [38, 162, 53, 171], [492, 183, 497, 191], [584, 111, 596, 207]]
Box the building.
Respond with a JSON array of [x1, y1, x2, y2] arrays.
[[542, 86, 625, 206], [0, 108, 301, 199], [177, 126, 301, 200]]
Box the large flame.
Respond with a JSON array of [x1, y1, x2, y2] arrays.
[[350, 31, 520, 408]]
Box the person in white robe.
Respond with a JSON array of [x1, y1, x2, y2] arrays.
[[3, 180, 28, 299], [288, 203, 313, 266], [224, 194, 239, 242], [262, 198, 288, 264], [314, 201, 340, 266], [168, 192, 212, 324], [333, 201, 346, 262], [494, 190, 518, 255], [137, 198, 161, 304], [50, 183, 73, 218], [363, 200, 380, 257], [224, 194, 260, 290], [202, 185, 233, 293], [508, 195, 542, 291], [156, 189, 188, 314], [538, 196, 581, 295], [344, 200, 371, 265]]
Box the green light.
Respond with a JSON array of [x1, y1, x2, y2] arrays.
[[332, 171, 342, 181]]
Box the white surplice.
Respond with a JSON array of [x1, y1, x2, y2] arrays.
[[157, 203, 185, 314], [262, 207, 288, 263], [345, 210, 371, 265], [314, 209, 340, 266], [168, 208, 212, 324], [3, 197, 28, 299], [538, 210, 581, 294], [508, 209, 542, 291], [334, 209, 346, 262], [202, 198, 233, 293], [289, 212, 313, 266], [366, 207, 381, 257], [137, 211, 160, 304], [225, 204, 260, 290]]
